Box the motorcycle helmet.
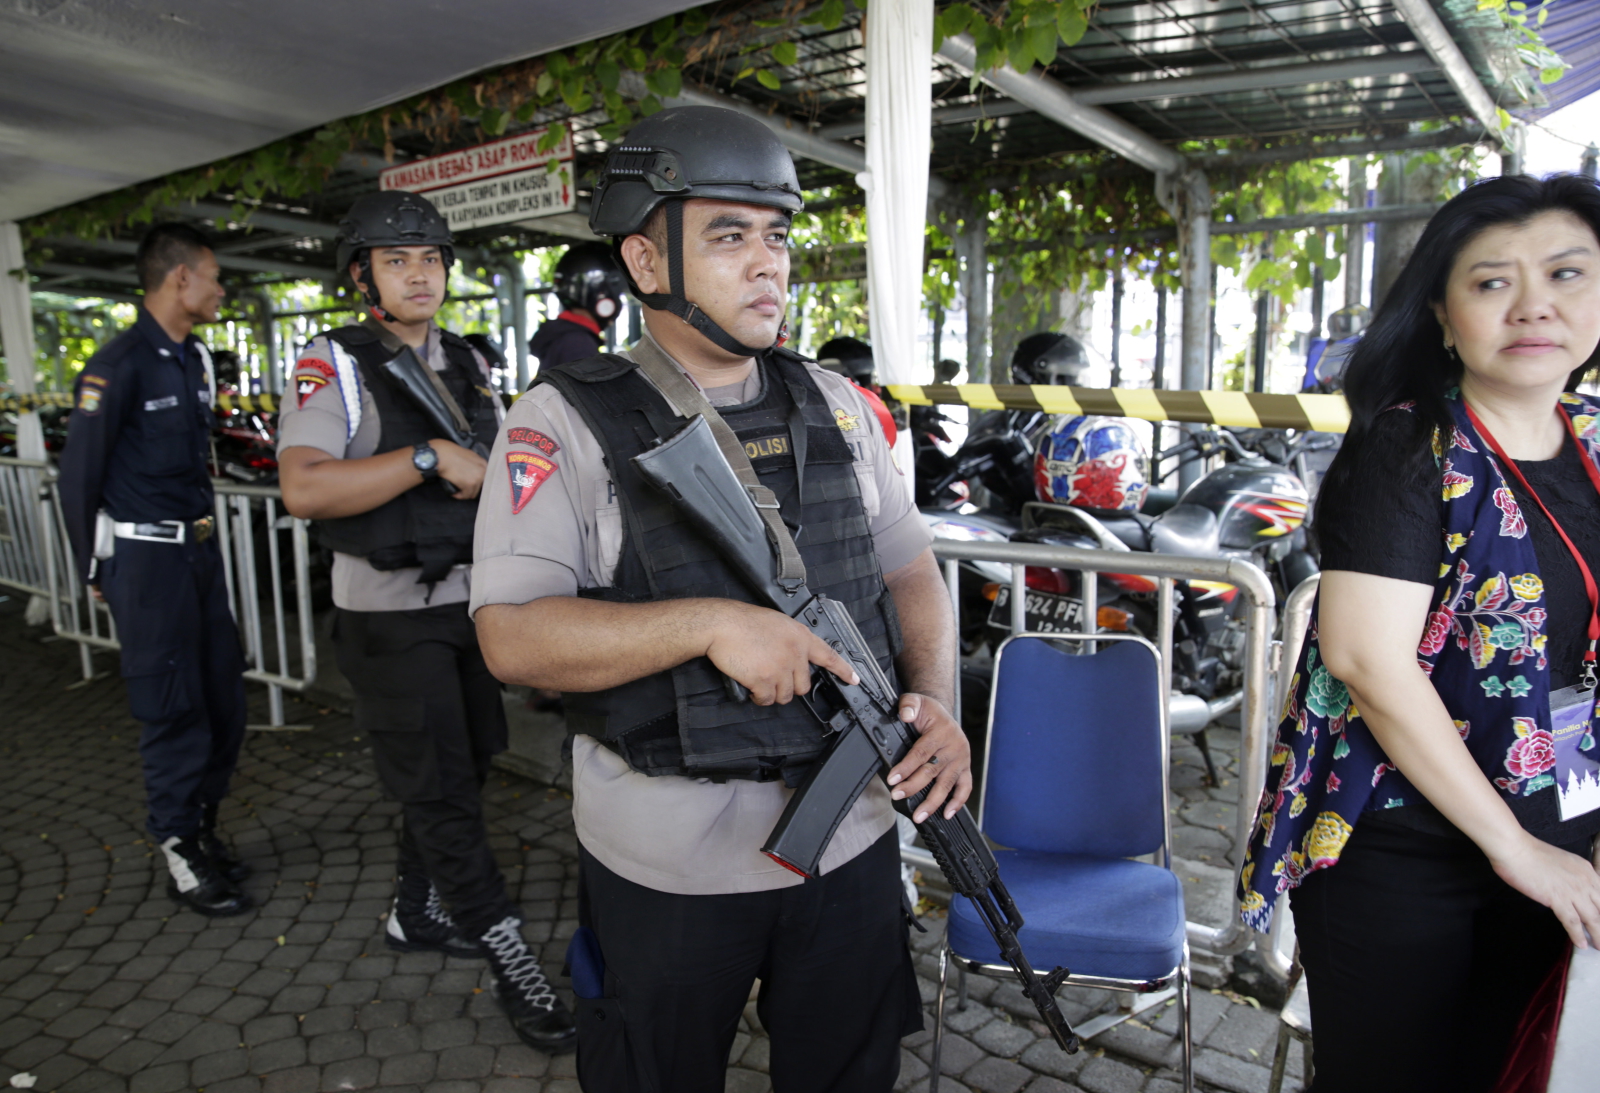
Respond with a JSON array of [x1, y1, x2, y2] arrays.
[[589, 105, 803, 357], [816, 336, 875, 386], [1034, 415, 1150, 512], [554, 242, 629, 328], [1326, 304, 1369, 340], [1011, 332, 1089, 387]]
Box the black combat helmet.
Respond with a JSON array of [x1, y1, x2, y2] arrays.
[[336, 191, 455, 311], [553, 242, 629, 327], [816, 336, 875, 386], [1011, 332, 1090, 386], [588, 105, 803, 356]]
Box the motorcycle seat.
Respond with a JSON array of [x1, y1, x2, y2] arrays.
[[1147, 504, 1221, 558], [1092, 512, 1154, 551]]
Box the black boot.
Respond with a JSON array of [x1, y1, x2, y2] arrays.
[[199, 803, 251, 883], [386, 875, 482, 959], [480, 915, 577, 1053], [160, 834, 252, 917]]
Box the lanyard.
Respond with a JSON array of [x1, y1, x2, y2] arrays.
[[1464, 402, 1600, 690]]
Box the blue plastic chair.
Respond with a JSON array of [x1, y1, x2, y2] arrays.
[[931, 632, 1192, 1092]]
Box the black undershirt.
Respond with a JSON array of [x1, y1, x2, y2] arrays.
[[1319, 409, 1600, 844]]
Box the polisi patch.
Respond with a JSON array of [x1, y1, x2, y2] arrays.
[[742, 432, 789, 460], [77, 388, 102, 414], [507, 427, 560, 458], [295, 374, 329, 408], [507, 451, 558, 514], [293, 358, 337, 409]]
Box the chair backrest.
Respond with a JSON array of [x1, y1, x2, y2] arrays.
[[981, 633, 1167, 859]]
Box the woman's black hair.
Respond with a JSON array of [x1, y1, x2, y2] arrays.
[[1318, 173, 1600, 515]]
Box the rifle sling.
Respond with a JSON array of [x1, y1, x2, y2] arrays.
[[629, 339, 807, 588]]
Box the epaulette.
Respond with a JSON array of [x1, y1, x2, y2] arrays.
[[771, 345, 816, 367], [323, 324, 382, 348]]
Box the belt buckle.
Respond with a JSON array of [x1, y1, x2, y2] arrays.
[[193, 516, 215, 543]]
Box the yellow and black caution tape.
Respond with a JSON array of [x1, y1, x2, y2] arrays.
[[885, 383, 1351, 433], [2, 392, 280, 414]]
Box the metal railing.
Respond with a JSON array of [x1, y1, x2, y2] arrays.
[[0, 456, 51, 597], [922, 538, 1278, 962], [28, 468, 318, 729]]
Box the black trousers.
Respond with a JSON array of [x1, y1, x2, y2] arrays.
[[333, 603, 515, 938], [98, 535, 247, 842], [1289, 813, 1581, 1093], [573, 828, 923, 1093]]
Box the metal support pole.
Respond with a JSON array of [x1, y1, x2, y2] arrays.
[[1109, 272, 1124, 389], [1583, 145, 1599, 180], [1152, 285, 1168, 390], [1310, 255, 1325, 341], [1252, 292, 1270, 394], [1176, 172, 1212, 493], [957, 218, 989, 383], [507, 262, 530, 390], [1345, 160, 1367, 311], [256, 292, 279, 395]]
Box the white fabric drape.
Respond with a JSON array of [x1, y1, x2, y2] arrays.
[[861, 0, 932, 394], [0, 222, 44, 461]]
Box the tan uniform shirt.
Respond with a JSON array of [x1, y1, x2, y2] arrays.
[[276, 319, 501, 612], [469, 331, 933, 894]]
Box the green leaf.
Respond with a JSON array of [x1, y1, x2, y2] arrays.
[[639, 94, 663, 116], [680, 8, 708, 37], [940, 4, 972, 37], [597, 59, 621, 92], [735, 66, 756, 82], [569, 90, 593, 114], [535, 71, 554, 99], [626, 46, 649, 70], [772, 41, 798, 67], [547, 52, 570, 78], [1057, 3, 1089, 46], [651, 14, 676, 44], [756, 68, 782, 90], [1540, 65, 1565, 83], [819, 0, 846, 30], [481, 108, 508, 136], [753, 17, 784, 27], [1008, 33, 1036, 73], [1031, 22, 1059, 67], [647, 67, 683, 98], [514, 100, 537, 123]]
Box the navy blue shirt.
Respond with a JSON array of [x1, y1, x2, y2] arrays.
[[58, 309, 215, 580]]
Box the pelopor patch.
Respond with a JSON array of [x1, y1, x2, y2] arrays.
[[506, 427, 560, 458]]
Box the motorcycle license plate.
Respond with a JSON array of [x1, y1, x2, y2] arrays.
[[988, 586, 1085, 634]]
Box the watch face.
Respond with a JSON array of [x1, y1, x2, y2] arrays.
[[414, 444, 438, 472]]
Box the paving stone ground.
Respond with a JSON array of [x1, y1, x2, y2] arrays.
[[0, 595, 1305, 1092]]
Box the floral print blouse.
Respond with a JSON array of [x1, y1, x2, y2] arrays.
[[1238, 392, 1600, 931]]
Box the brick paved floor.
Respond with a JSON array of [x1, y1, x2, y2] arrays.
[[0, 596, 1304, 1093]]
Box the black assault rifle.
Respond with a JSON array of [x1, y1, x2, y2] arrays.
[[382, 346, 489, 493], [634, 414, 1080, 1056]]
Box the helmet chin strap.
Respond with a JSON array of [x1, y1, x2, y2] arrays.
[[629, 201, 777, 358]]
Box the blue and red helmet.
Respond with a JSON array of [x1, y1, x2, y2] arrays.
[[1034, 415, 1150, 512]]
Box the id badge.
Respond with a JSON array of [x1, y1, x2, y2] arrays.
[[1550, 684, 1600, 821]]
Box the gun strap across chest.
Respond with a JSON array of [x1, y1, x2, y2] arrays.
[[628, 338, 807, 589]]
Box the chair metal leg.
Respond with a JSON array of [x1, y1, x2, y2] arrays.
[[1194, 726, 1220, 786], [1179, 956, 1194, 1093], [931, 945, 949, 1093], [956, 960, 969, 1011], [1266, 1023, 1294, 1093]]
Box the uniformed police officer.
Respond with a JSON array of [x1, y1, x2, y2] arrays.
[[59, 222, 252, 917], [276, 190, 576, 1051], [527, 242, 628, 371], [472, 106, 971, 1092]]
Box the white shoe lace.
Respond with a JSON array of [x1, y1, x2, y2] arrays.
[[424, 884, 458, 930], [481, 916, 558, 1010]]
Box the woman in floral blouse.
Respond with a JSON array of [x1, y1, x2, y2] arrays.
[[1239, 175, 1600, 1091]]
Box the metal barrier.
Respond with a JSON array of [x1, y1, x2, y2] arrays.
[[32, 471, 318, 730], [0, 456, 52, 597], [922, 538, 1278, 962]]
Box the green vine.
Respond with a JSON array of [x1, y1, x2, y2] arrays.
[[1477, 0, 1568, 87]]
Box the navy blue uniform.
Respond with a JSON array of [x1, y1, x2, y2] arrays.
[[58, 309, 247, 843]]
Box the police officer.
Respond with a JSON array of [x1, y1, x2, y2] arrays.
[[528, 242, 629, 372], [58, 222, 252, 917], [275, 190, 576, 1052], [472, 106, 971, 1091]]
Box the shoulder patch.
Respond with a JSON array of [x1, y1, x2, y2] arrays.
[[77, 386, 103, 414], [507, 451, 558, 514], [81, 374, 107, 388], [506, 427, 560, 457], [834, 407, 860, 432], [293, 359, 336, 409]]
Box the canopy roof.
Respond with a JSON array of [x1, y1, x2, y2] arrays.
[[21, 0, 1566, 302]]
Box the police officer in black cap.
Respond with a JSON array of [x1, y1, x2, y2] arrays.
[[59, 222, 252, 917], [276, 190, 576, 1052], [528, 241, 629, 372], [473, 106, 968, 1091]]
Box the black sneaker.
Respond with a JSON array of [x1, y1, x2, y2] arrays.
[[160, 834, 252, 917], [480, 915, 577, 1053], [386, 882, 482, 959], [199, 803, 251, 884]]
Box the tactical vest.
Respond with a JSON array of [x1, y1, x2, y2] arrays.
[[314, 325, 500, 584], [538, 350, 903, 784]]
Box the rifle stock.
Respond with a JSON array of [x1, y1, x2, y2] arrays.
[[633, 415, 1080, 1055]]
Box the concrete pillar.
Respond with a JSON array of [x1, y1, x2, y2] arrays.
[[506, 262, 530, 389], [0, 223, 45, 461], [1374, 151, 1451, 310], [1345, 159, 1368, 311], [254, 292, 279, 394], [1109, 271, 1124, 388], [1175, 171, 1212, 494]]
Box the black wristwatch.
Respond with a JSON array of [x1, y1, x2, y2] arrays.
[[411, 441, 440, 480]]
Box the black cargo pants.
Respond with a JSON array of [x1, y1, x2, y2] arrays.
[[333, 602, 517, 938]]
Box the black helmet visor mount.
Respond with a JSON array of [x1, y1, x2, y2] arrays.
[[589, 106, 803, 358], [337, 190, 456, 317]]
